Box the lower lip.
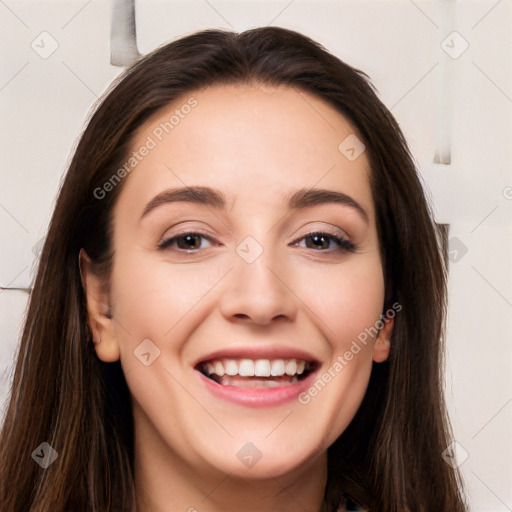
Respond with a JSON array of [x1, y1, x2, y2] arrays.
[[196, 369, 318, 407]]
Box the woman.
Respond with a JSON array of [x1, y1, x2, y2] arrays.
[[0, 27, 467, 511]]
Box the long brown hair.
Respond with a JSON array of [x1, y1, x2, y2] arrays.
[[0, 27, 467, 511]]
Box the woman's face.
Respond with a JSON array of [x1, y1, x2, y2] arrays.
[[85, 83, 392, 480]]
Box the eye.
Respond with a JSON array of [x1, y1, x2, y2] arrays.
[[158, 231, 216, 252], [291, 231, 356, 253], [158, 230, 356, 254]]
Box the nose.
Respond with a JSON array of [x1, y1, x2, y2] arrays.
[[219, 246, 297, 326]]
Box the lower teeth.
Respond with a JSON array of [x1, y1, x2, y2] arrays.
[[215, 375, 299, 388]]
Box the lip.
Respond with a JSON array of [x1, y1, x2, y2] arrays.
[[195, 369, 319, 407], [192, 345, 319, 367], [193, 345, 321, 407]]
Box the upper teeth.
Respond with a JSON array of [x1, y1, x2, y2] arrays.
[[203, 358, 308, 378]]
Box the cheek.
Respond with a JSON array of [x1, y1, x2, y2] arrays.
[[110, 244, 384, 357], [108, 250, 229, 352], [292, 254, 384, 439], [293, 255, 385, 347]]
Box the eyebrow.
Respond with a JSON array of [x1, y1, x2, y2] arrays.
[[140, 186, 369, 224]]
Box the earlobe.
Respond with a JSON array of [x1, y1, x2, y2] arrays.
[[79, 249, 120, 362], [372, 316, 394, 363]]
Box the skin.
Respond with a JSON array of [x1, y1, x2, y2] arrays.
[[81, 83, 393, 512]]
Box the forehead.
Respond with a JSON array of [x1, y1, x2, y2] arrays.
[[115, 83, 374, 221]]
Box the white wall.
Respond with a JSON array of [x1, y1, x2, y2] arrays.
[[1, 1, 511, 509]]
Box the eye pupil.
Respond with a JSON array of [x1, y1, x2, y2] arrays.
[[307, 234, 328, 250], [177, 234, 201, 250]]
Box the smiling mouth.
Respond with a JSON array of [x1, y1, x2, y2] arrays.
[[197, 358, 317, 388]]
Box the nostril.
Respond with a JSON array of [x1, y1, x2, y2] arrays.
[[232, 313, 287, 322]]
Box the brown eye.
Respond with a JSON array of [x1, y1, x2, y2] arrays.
[[159, 232, 215, 252], [292, 232, 356, 253]]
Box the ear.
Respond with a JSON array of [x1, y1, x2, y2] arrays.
[[372, 316, 394, 363], [79, 249, 120, 362]]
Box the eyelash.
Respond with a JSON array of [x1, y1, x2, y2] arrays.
[[158, 230, 356, 254]]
